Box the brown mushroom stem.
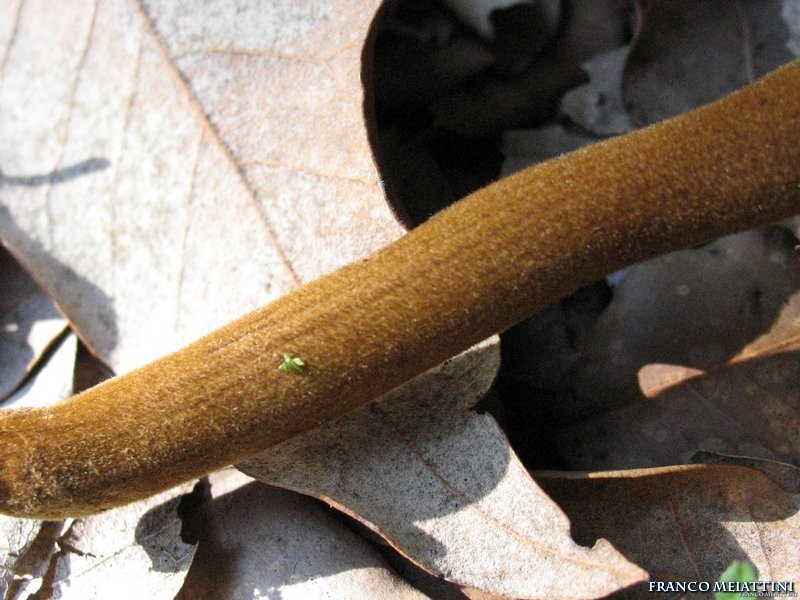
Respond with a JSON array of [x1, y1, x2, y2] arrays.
[[2, 60, 799, 519]]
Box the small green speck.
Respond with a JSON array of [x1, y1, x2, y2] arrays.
[[279, 353, 306, 374], [714, 560, 758, 600]]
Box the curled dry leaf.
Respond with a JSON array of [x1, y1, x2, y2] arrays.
[[241, 340, 647, 598]]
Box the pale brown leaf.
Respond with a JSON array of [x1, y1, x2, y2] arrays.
[[178, 470, 429, 600]]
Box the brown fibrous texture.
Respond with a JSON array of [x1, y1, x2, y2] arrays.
[[1, 60, 799, 519]]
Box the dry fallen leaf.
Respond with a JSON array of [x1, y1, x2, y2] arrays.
[[177, 469, 429, 600], [498, 227, 800, 581], [553, 228, 800, 471], [538, 465, 800, 593]]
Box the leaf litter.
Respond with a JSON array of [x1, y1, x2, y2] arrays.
[[176, 469, 429, 600], [489, 0, 800, 589], [537, 465, 800, 593], [0, 0, 799, 598], [0, 483, 196, 600]]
